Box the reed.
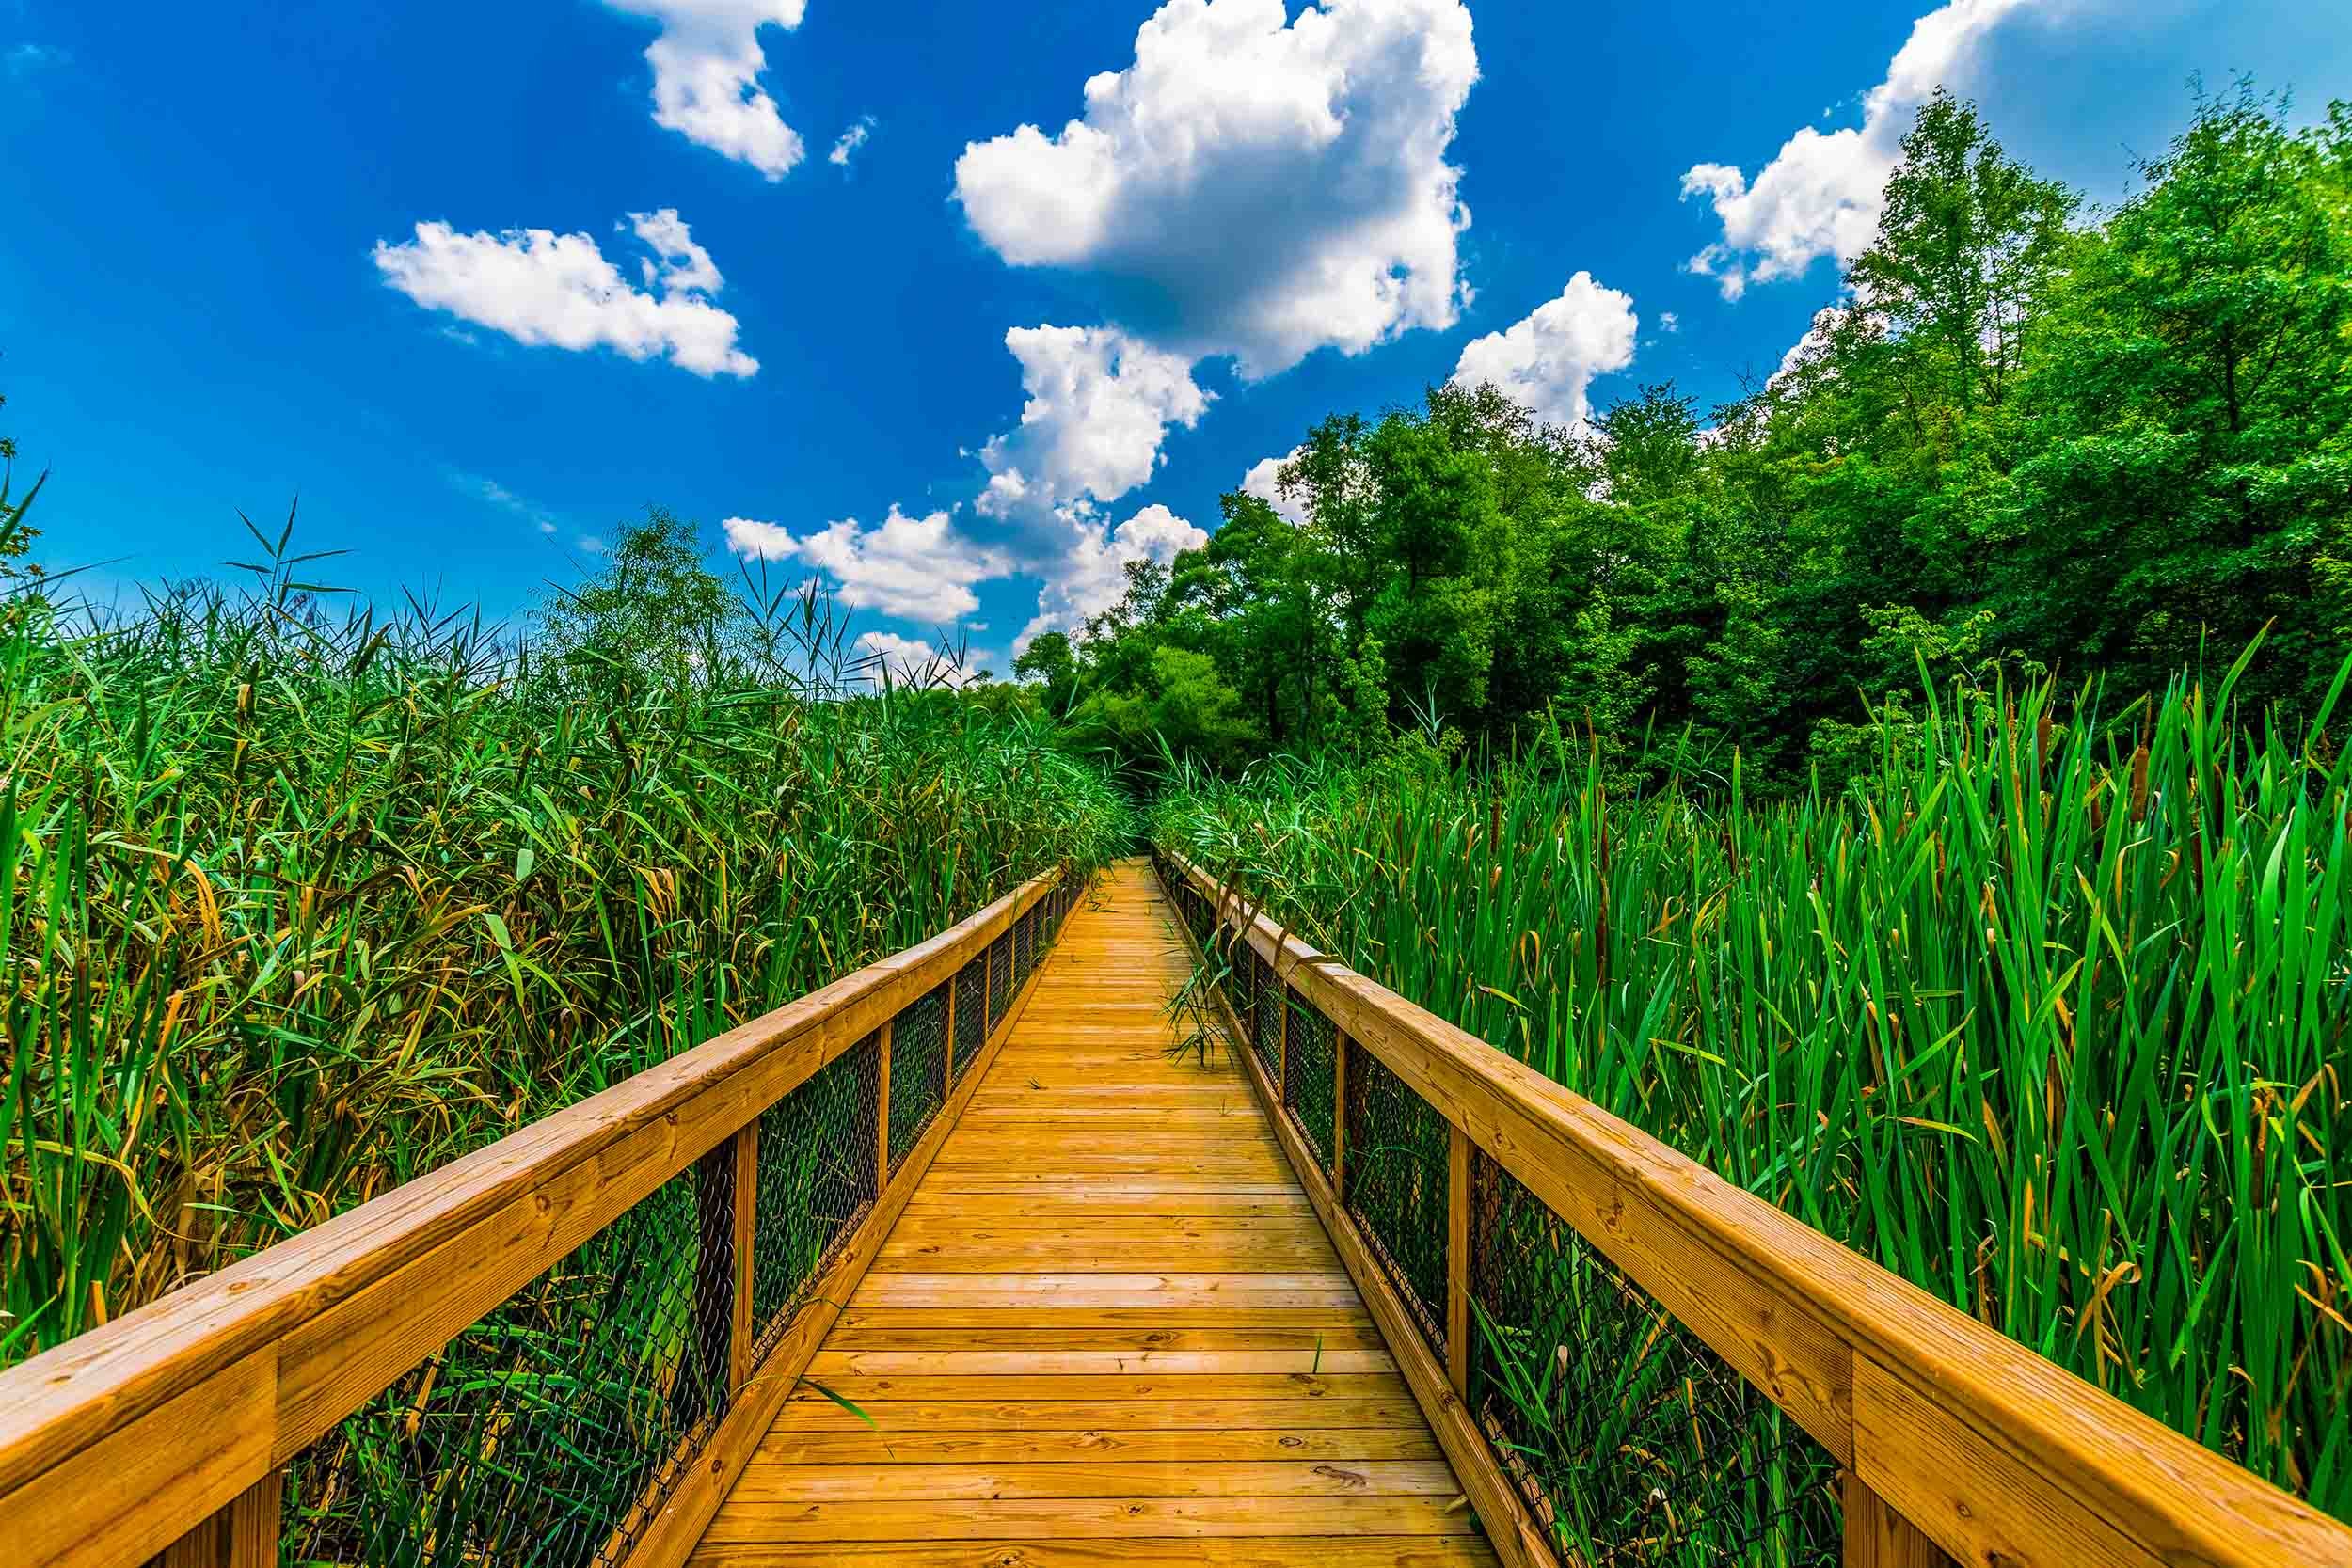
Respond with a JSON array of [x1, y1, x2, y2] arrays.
[[1154, 650, 2352, 1535], [0, 537, 1131, 1367]]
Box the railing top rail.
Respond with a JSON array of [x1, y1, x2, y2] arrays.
[[1161, 847, 2352, 1568], [0, 865, 1065, 1568]]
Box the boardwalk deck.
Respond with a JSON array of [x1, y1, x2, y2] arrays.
[[690, 861, 1498, 1566]]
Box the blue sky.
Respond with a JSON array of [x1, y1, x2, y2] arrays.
[[4, 0, 2346, 676]]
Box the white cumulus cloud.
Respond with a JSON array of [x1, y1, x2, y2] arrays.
[[374, 209, 756, 377], [856, 629, 996, 688], [1679, 0, 2037, 299], [953, 0, 1478, 377], [1452, 272, 1639, 430], [605, 0, 808, 179], [1240, 448, 1308, 525], [723, 506, 1008, 621], [976, 325, 1210, 529], [1018, 503, 1208, 650]]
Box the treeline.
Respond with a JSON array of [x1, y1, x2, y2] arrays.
[[1019, 84, 2352, 778]]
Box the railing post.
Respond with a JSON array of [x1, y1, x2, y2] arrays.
[[689, 1134, 737, 1430], [874, 1019, 895, 1193], [1445, 1122, 1470, 1397], [159, 1473, 280, 1568], [1330, 1030, 1351, 1197], [943, 973, 959, 1096], [1843, 1470, 1958, 1567], [728, 1119, 758, 1390], [1274, 959, 1290, 1101]]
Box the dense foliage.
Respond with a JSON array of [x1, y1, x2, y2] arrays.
[[1035, 85, 2352, 783], [0, 513, 1131, 1362], [1156, 651, 2352, 1525]]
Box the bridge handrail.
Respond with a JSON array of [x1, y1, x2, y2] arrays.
[[0, 864, 1081, 1568], [1154, 847, 2352, 1568]]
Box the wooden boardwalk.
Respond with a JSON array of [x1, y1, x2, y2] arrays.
[[691, 861, 1497, 1565]]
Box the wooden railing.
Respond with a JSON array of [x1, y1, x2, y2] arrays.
[[0, 866, 1086, 1568], [1152, 848, 2352, 1568]]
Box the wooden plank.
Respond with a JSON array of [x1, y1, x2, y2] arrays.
[[752, 1426, 1445, 1465], [809, 1350, 1398, 1376], [1445, 1123, 1470, 1397], [818, 1323, 1391, 1354], [697, 1493, 1482, 1543], [728, 1122, 758, 1392], [780, 1372, 1408, 1402], [721, 1460, 1463, 1502], [685, 1538, 1499, 1566], [155, 1471, 278, 1568]]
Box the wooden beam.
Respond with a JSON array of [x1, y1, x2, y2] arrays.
[[0, 870, 1063, 1568], [156, 1472, 278, 1568], [874, 1019, 895, 1192], [614, 903, 1063, 1568], [1844, 1470, 1958, 1568], [1154, 864, 1552, 1568], [729, 1122, 759, 1394], [1160, 849, 2352, 1568], [1329, 1032, 1351, 1200], [1445, 1123, 1470, 1399]]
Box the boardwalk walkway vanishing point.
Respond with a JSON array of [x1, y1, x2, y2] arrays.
[[694, 861, 1495, 1563]]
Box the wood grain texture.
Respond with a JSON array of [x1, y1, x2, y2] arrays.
[[1163, 850, 2352, 1568], [694, 863, 1497, 1568]]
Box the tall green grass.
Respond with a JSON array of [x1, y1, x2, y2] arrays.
[[0, 538, 1131, 1365], [1155, 654, 2352, 1525]]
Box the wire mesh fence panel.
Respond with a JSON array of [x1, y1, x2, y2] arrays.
[[1343, 1047, 1451, 1355], [987, 932, 1012, 1031], [952, 954, 987, 1086], [1468, 1152, 1842, 1567], [1013, 906, 1031, 990], [1282, 986, 1339, 1174], [888, 985, 949, 1173], [1249, 947, 1283, 1084], [279, 1155, 734, 1568], [749, 1034, 882, 1348]]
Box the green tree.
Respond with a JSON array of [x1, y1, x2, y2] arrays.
[[2007, 83, 2352, 696], [536, 507, 739, 694]]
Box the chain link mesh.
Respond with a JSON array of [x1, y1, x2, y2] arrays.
[[987, 931, 1012, 1030], [888, 986, 949, 1173], [951, 953, 987, 1085], [1469, 1151, 1842, 1566], [1282, 986, 1339, 1175], [1012, 905, 1032, 989], [280, 1150, 735, 1567], [1249, 946, 1282, 1083], [750, 1033, 881, 1348], [1343, 1045, 1450, 1356]]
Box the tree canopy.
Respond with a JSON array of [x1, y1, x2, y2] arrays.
[[1030, 82, 2352, 783]]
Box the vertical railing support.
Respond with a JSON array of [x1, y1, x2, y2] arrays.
[[1843, 1471, 1959, 1566], [1445, 1122, 1471, 1397], [1275, 961, 1290, 1102], [159, 1473, 280, 1568], [728, 1119, 758, 1390], [688, 1133, 737, 1431], [874, 1020, 895, 1194], [1330, 1030, 1352, 1197], [943, 973, 959, 1098]]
